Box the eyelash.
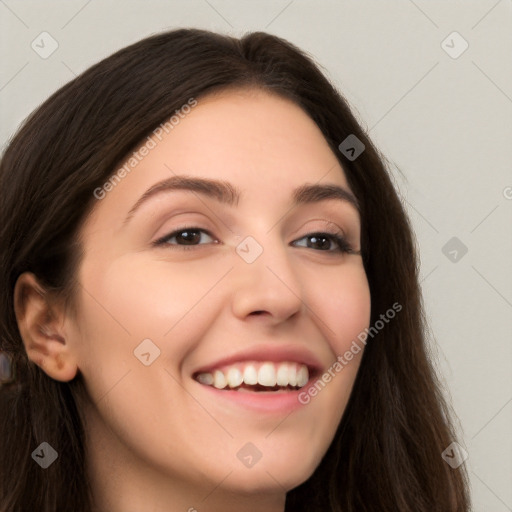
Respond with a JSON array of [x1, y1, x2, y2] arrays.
[[152, 226, 356, 254]]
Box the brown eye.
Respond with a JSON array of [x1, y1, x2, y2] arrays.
[[173, 230, 202, 245], [153, 227, 216, 249], [292, 232, 355, 253]]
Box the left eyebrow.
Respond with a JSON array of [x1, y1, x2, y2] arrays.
[[293, 182, 360, 212], [122, 174, 360, 225]]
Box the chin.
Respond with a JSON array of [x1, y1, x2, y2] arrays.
[[220, 454, 320, 495]]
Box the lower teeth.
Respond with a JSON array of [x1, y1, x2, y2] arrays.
[[233, 384, 297, 392]]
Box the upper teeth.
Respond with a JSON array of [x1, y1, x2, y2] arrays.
[[196, 361, 310, 390]]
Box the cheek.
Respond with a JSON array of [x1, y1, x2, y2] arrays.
[[71, 257, 228, 468], [297, 260, 370, 406], [307, 260, 371, 353], [73, 255, 226, 376], [110, 255, 224, 327]]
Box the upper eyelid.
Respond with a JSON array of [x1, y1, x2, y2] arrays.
[[142, 201, 358, 234], [154, 215, 350, 238], [157, 223, 344, 237]]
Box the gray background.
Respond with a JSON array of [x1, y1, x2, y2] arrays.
[[1, 1, 511, 510]]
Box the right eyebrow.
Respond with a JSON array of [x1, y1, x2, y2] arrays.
[[123, 175, 240, 225]]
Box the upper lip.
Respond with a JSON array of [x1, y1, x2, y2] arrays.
[[192, 344, 324, 376]]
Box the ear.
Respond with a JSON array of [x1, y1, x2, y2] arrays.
[[13, 272, 78, 382]]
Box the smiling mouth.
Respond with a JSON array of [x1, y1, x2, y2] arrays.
[[193, 361, 311, 392]]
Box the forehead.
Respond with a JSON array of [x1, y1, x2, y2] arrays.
[[165, 88, 346, 183], [84, 88, 352, 230]]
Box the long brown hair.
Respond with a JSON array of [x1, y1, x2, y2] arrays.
[[0, 28, 470, 511]]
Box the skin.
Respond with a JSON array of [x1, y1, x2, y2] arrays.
[[15, 88, 371, 512]]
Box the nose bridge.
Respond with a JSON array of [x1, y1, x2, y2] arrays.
[[230, 229, 304, 319]]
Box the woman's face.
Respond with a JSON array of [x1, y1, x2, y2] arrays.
[[67, 89, 370, 504]]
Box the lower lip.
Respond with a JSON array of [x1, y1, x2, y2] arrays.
[[194, 380, 313, 414]]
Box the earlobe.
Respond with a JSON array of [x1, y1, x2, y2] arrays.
[[13, 272, 78, 382]]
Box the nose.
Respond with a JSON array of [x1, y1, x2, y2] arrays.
[[230, 235, 305, 325]]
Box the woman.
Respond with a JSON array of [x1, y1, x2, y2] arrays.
[[0, 28, 470, 511]]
